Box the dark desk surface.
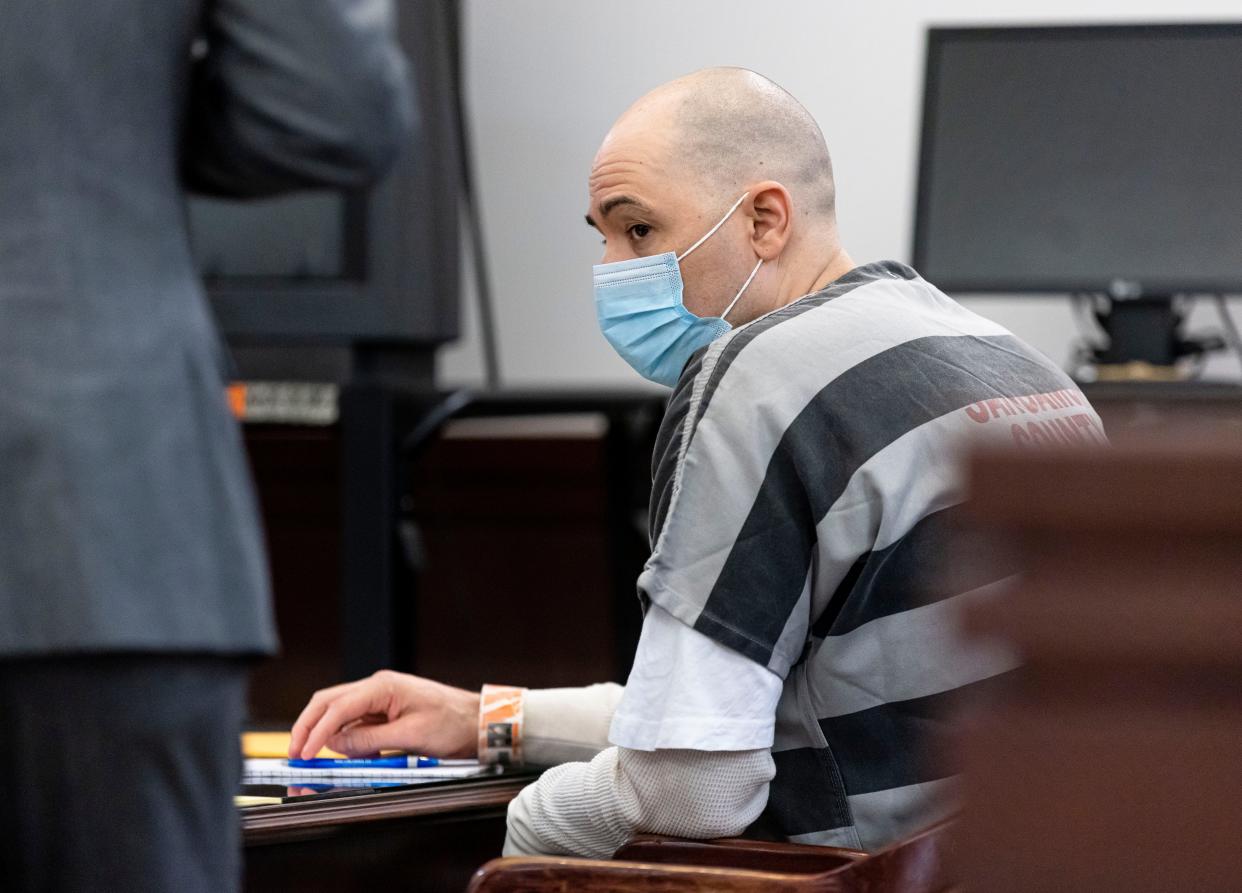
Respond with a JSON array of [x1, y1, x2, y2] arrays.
[[242, 770, 541, 892]]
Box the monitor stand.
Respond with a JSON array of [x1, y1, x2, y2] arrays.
[[1089, 294, 1234, 383], [1093, 296, 1183, 368]]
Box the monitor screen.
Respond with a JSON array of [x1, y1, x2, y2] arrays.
[[913, 25, 1242, 295]]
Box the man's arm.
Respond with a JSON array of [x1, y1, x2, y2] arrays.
[[286, 615, 778, 859], [503, 746, 774, 859], [183, 0, 414, 196], [524, 683, 625, 766], [499, 603, 783, 857], [288, 675, 625, 765]]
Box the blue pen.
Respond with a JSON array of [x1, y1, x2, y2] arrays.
[[288, 756, 441, 769]]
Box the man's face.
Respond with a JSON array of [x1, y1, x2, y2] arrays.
[[586, 115, 754, 319]]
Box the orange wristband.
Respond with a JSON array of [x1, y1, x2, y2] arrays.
[[478, 684, 526, 766]]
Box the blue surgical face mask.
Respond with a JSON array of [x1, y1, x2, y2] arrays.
[[593, 193, 763, 387]]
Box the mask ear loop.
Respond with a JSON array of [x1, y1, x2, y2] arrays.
[[677, 193, 750, 262], [720, 258, 764, 322]]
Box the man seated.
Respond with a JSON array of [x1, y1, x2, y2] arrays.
[[289, 67, 1105, 857]]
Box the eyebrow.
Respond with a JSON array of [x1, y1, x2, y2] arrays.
[[584, 194, 650, 229]]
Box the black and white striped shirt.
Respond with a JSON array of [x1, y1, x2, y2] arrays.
[[636, 260, 1104, 849]]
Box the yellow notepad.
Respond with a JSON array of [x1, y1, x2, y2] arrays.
[[241, 731, 345, 760]]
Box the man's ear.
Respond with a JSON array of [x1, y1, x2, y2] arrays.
[[747, 181, 794, 260]]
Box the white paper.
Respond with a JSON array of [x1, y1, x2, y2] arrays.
[[242, 758, 495, 783]]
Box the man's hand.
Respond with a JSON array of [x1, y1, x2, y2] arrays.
[[288, 670, 480, 760]]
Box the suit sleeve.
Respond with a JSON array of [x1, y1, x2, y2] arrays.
[[183, 0, 414, 196]]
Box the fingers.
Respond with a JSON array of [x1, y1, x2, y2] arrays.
[[293, 681, 391, 760], [327, 718, 414, 757], [288, 680, 355, 759]]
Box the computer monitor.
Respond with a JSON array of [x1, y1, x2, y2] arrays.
[[913, 24, 1242, 298], [193, 1, 461, 356]]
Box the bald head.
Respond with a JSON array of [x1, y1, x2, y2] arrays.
[[588, 68, 853, 323], [607, 68, 836, 222]]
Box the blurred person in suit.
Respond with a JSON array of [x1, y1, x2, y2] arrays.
[[0, 1, 412, 889]]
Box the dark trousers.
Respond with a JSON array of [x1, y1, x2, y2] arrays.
[[0, 655, 249, 892]]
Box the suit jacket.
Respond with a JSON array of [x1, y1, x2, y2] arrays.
[[0, 0, 413, 656]]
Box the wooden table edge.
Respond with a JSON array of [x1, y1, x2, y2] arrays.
[[242, 775, 536, 844]]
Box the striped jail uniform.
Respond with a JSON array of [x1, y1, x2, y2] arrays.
[[639, 260, 1105, 850]]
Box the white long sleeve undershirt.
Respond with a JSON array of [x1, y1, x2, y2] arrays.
[[500, 605, 783, 858], [523, 682, 624, 767], [503, 746, 775, 859]]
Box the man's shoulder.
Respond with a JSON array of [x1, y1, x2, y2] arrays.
[[672, 260, 1075, 452], [713, 260, 946, 359], [679, 261, 953, 415]]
